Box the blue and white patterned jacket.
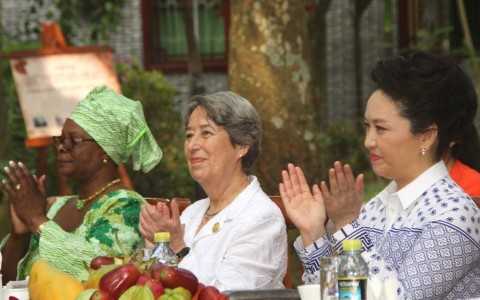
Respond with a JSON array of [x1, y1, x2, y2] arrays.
[[294, 162, 480, 299]]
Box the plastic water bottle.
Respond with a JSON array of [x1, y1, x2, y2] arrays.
[[320, 256, 339, 300], [132, 246, 153, 262], [151, 232, 178, 266], [337, 239, 368, 300]]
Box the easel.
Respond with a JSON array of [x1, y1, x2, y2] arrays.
[[21, 23, 133, 194]]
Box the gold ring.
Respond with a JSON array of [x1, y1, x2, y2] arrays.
[[15, 184, 21, 190]]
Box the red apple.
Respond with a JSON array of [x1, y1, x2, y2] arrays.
[[192, 283, 206, 300], [99, 263, 141, 299], [150, 263, 198, 295], [136, 274, 164, 298], [198, 286, 221, 300], [136, 274, 151, 285], [149, 262, 166, 273], [90, 256, 115, 270], [215, 293, 229, 300]]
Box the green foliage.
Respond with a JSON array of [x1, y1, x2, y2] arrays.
[[415, 26, 453, 53], [117, 63, 195, 199], [0, 39, 43, 192], [363, 177, 387, 201], [312, 121, 387, 201], [312, 121, 371, 182], [0, 39, 60, 240], [25, 0, 126, 44], [54, 0, 126, 43]]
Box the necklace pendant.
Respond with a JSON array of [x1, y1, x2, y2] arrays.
[[212, 222, 221, 233], [75, 199, 85, 210]]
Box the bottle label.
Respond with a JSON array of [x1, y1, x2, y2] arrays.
[[338, 278, 367, 300]]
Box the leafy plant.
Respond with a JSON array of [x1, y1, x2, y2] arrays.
[[23, 0, 126, 44], [415, 26, 453, 53], [308, 121, 385, 203], [117, 63, 195, 199], [0, 39, 44, 193], [54, 0, 126, 43], [312, 121, 371, 182], [0, 37, 54, 237]]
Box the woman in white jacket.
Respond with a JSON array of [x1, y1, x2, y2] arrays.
[[140, 91, 287, 291]]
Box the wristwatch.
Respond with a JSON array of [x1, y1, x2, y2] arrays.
[[176, 247, 190, 260]]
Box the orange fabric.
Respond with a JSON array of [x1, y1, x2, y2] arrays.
[[449, 160, 480, 207]]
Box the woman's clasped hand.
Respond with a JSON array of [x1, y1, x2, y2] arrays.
[[140, 199, 185, 251], [1, 161, 48, 234], [280, 162, 364, 246], [320, 161, 364, 232]]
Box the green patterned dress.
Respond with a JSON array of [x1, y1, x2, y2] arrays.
[[12, 189, 145, 281]]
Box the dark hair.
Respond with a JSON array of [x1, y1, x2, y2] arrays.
[[371, 51, 480, 171], [184, 91, 262, 173]]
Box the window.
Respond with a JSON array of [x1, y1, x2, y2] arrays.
[[397, 0, 480, 53], [142, 0, 229, 72]]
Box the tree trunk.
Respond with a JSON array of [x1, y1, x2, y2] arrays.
[[229, 0, 321, 194], [181, 0, 205, 96], [308, 0, 331, 127], [325, 1, 357, 122]]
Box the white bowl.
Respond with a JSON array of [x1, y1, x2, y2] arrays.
[[297, 284, 321, 300], [2, 287, 29, 300]]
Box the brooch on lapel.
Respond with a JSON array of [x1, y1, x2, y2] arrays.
[[212, 222, 221, 233]]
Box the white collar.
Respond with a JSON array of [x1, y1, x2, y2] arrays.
[[201, 175, 259, 220], [378, 161, 448, 210], [189, 176, 260, 240]]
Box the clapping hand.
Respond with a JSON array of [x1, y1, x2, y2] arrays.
[[279, 163, 327, 247], [321, 161, 364, 231], [9, 204, 29, 235], [1, 161, 48, 233], [140, 199, 185, 252]]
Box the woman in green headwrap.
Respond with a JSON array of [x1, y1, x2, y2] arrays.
[[0, 86, 162, 282]]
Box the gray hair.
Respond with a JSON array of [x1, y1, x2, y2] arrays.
[[184, 91, 262, 173]]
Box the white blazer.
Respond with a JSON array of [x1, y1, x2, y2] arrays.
[[179, 176, 287, 291]]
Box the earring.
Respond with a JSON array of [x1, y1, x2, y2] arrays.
[[421, 148, 427, 156], [103, 158, 108, 164]]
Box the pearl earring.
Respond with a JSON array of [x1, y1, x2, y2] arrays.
[[103, 158, 108, 164], [421, 148, 426, 156]]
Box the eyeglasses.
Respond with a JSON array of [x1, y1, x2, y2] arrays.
[[52, 135, 96, 149]]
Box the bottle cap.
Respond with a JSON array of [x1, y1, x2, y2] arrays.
[[342, 239, 362, 251], [154, 232, 170, 242]]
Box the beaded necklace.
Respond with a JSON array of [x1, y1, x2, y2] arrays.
[[75, 179, 121, 210]]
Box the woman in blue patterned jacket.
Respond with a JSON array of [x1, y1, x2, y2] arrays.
[[280, 51, 480, 299]]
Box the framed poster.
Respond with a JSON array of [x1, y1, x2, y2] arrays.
[[9, 47, 120, 142]]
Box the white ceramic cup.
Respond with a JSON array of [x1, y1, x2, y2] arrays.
[[2, 287, 29, 300], [297, 284, 321, 300]]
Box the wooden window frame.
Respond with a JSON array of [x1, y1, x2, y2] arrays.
[[141, 0, 230, 73], [397, 0, 419, 49]]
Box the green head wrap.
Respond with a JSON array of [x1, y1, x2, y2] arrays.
[[70, 86, 162, 173]]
